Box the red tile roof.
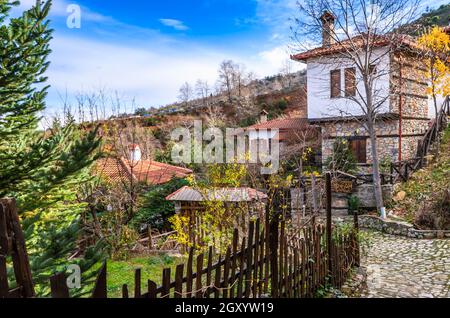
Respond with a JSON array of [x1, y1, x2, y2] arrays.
[[249, 117, 309, 130], [96, 157, 192, 186], [245, 117, 319, 143], [291, 34, 419, 62]]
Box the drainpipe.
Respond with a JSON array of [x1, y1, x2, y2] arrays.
[[398, 59, 404, 162]]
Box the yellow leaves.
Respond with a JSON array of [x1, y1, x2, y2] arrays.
[[418, 27, 450, 52], [304, 170, 321, 177], [186, 174, 196, 186], [205, 162, 247, 187], [418, 27, 450, 98], [286, 174, 294, 184], [301, 146, 313, 161], [169, 215, 191, 247]]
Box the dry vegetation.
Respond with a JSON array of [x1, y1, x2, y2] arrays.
[[391, 124, 450, 230]]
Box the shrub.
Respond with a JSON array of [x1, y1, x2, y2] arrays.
[[415, 189, 450, 230], [131, 178, 189, 232], [348, 195, 361, 215], [325, 138, 358, 174]]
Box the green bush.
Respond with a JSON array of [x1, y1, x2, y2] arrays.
[[131, 178, 189, 232], [325, 138, 357, 174], [348, 195, 361, 215]]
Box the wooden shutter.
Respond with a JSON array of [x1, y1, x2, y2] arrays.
[[345, 68, 356, 97], [330, 69, 341, 98], [350, 139, 367, 163]]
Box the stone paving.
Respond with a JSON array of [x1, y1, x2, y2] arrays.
[[343, 231, 450, 298]]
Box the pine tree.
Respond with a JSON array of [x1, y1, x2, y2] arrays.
[[0, 1, 103, 296]]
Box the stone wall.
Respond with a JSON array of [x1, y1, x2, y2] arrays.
[[328, 184, 393, 214], [321, 119, 400, 168], [358, 215, 450, 239], [321, 117, 428, 170], [390, 53, 429, 119], [354, 184, 393, 208]]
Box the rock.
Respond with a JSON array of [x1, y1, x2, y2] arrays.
[[394, 191, 406, 202]]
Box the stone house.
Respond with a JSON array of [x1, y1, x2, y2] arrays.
[[244, 111, 321, 167], [291, 12, 445, 172]]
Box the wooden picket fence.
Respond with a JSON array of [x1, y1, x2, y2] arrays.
[[1, 175, 360, 299], [73, 215, 359, 299], [0, 198, 35, 298]]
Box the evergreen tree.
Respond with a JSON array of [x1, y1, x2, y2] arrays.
[[0, 1, 103, 296]]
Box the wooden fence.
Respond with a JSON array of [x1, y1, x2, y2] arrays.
[[1, 175, 360, 299], [49, 215, 358, 299], [0, 198, 35, 298]]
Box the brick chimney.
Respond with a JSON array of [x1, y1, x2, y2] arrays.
[[321, 11, 336, 47], [260, 109, 268, 123]]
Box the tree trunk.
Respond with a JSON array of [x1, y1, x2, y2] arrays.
[[367, 120, 384, 215], [364, 70, 384, 216]]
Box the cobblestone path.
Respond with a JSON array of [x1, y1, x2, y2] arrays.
[[358, 232, 450, 298]]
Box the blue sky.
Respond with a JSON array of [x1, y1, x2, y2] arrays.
[[13, 0, 450, 117]]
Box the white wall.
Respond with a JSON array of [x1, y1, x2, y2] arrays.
[[248, 129, 278, 141], [306, 47, 391, 119]]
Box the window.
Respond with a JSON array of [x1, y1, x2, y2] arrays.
[[345, 67, 356, 97], [350, 139, 367, 163], [330, 69, 341, 98]]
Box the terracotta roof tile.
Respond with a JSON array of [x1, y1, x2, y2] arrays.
[[245, 117, 319, 142], [96, 157, 192, 186], [248, 117, 309, 130], [291, 34, 419, 62]]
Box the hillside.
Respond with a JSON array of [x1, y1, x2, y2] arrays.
[[391, 124, 450, 230], [415, 3, 450, 28], [153, 70, 306, 118], [402, 3, 450, 34]]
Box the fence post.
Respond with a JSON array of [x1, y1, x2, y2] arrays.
[[269, 189, 281, 298], [147, 227, 153, 250], [50, 272, 70, 298], [325, 173, 333, 279], [390, 164, 394, 184], [1, 198, 35, 298], [404, 163, 409, 181], [353, 212, 360, 268], [91, 261, 107, 298]]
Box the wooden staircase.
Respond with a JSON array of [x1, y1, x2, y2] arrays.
[[391, 96, 450, 183]]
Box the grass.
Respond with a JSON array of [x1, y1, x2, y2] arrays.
[[106, 253, 185, 298], [391, 124, 450, 224]]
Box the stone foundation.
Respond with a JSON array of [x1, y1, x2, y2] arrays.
[[354, 184, 393, 208], [359, 215, 450, 239], [321, 117, 428, 170]]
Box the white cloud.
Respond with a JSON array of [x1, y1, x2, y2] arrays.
[[46, 34, 232, 109], [46, 32, 302, 110], [159, 19, 189, 31], [254, 45, 304, 74], [12, 0, 304, 112]]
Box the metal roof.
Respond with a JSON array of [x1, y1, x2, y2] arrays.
[[166, 186, 268, 202]]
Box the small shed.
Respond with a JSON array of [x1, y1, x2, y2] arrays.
[[166, 186, 267, 216], [166, 186, 268, 242]]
